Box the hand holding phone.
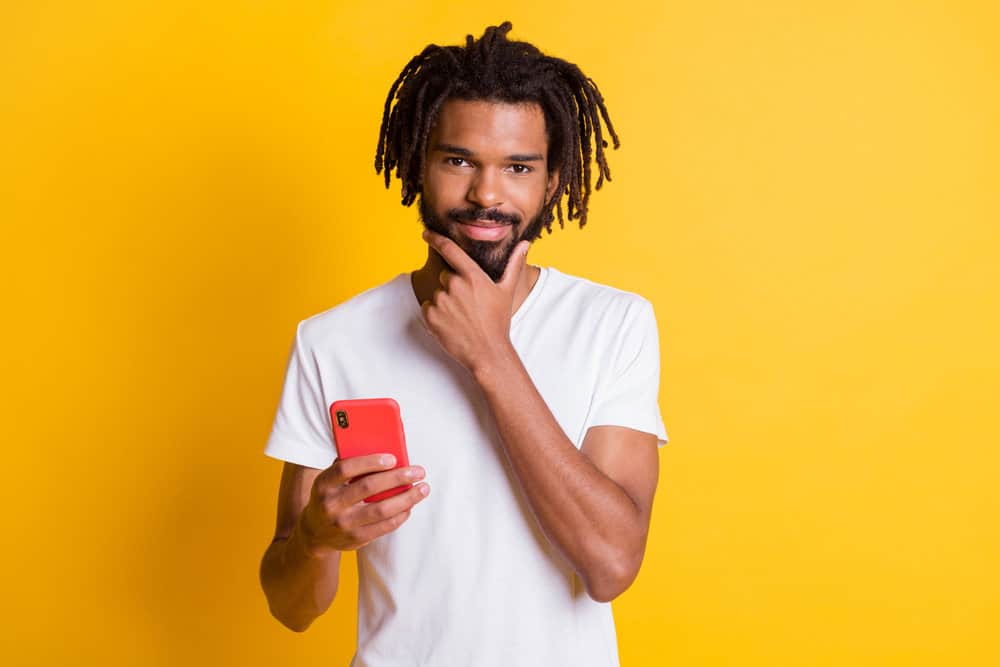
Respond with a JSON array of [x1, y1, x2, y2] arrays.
[[295, 397, 430, 554], [298, 453, 430, 553], [330, 398, 413, 503]]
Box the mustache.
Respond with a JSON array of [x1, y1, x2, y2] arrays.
[[447, 207, 520, 226]]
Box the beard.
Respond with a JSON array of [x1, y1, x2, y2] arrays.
[[418, 197, 546, 283]]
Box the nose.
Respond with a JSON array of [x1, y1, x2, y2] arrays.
[[466, 167, 503, 209]]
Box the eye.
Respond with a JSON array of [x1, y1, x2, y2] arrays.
[[508, 164, 532, 174], [446, 157, 470, 167]]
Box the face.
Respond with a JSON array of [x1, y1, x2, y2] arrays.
[[418, 98, 560, 282]]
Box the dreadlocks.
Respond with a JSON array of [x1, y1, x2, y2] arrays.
[[374, 21, 619, 233]]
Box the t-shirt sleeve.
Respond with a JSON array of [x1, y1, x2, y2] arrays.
[[585, 298, 670, 447], [263, 320, 338, 469]]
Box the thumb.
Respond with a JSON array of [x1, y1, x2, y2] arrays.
[[499, 240, 529, 289]]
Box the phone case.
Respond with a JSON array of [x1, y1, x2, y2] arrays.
[[329, 397, 412, 503]]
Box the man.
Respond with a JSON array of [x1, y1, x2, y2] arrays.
[[259, 21, 669, 666]]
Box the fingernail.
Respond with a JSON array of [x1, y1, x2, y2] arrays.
[[419, 484, 430, 496], [382, 455, 396, 466]]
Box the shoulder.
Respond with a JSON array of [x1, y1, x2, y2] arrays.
[[544, 267, 655, 323], [296, 272, 409, 349]]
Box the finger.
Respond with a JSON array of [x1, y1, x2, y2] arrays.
[[340, 466, 424, 507], [341, 481, 430, 528], [323, 453, 397, 486], [499, 240, 530, 292], [438, 267, 453, 289], [423, 229, 481, 279], [420, 299, 434, 331], [347, 506, 416, 547]]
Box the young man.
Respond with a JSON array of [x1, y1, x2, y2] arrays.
[[260, 21, 669, 666]]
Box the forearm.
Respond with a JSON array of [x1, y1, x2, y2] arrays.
[[259, 516, 341, 632], [473, 345, 645, 602]]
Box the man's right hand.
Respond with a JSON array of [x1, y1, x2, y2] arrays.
[[297, 454, 430, 554]]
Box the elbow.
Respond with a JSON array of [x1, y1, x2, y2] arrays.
[[583, 551, 642, 603], [269, 603, 313, 633], [284, 620, 312, 634], [280, 612, 311, 633], [586, 584, 620, 604], [261, 574, 313, 632], [585, 575, 631, 604]]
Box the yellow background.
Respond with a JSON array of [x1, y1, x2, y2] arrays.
[[3, 1, 998, 665]]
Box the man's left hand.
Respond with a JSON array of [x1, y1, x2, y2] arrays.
[[419, 229, 528, 374]]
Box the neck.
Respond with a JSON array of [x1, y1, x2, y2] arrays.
[[410, 246, 540, 316]]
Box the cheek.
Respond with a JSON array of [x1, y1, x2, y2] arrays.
[[512, 178, 549, 210], [424, 167, 468, 202]]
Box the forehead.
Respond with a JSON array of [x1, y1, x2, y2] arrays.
[[429, 99, 547, 154]]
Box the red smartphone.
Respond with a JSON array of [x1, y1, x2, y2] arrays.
[[329, 397, 411, 503]]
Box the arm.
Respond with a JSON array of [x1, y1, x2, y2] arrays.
[[259, 462, 341, 632], [415, 230, 661, 602], [259, 456, 430, 631], [474, 347, 660, 603]]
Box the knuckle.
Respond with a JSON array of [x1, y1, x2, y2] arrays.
[[315, 483, 335, 503], [359, 477, 378, 497], [373, 502, 392, 521], [319, 500, 335, 520], [313, 491, 331, 507], [329, 459, 346, 478], [328, 484, 351, 506]]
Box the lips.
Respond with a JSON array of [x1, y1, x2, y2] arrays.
[[458, 221, 512, 241], [463, 219, 509, 228]]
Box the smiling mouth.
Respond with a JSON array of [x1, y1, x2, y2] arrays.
[[457, 221, 513, 241], [463, 220, 511, 228]]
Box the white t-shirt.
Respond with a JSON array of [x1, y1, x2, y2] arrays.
[[264, 265, 669, 667]]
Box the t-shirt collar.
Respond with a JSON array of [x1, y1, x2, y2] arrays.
[[399, 265, 550, 332]]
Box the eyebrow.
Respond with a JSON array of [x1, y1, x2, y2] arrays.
[[433, 143, 544, 162]]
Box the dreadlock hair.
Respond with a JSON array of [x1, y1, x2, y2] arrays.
[[374, 21, 620, 233]]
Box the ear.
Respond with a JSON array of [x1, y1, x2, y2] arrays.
[[545, 167, 561, 204]]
